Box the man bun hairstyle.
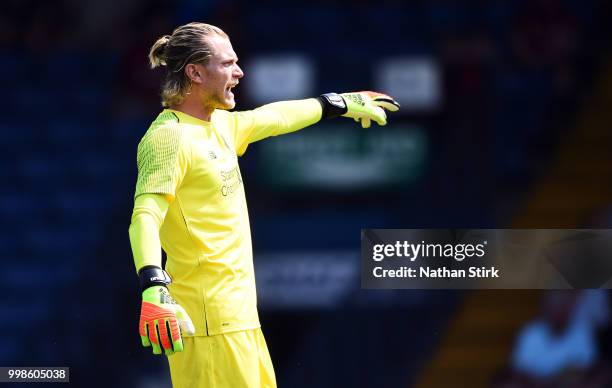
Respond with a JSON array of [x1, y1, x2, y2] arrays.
[[149, 35, 171, 68], [148, 22, 228, 108]]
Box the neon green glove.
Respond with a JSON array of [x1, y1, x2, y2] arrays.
[[340, 91, 400, 128], [139, 286, 195, 355]]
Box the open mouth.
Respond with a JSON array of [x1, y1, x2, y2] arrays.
[[225, 82, 239, 94]]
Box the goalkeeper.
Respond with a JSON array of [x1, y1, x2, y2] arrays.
[[128, 22, 399, 388]]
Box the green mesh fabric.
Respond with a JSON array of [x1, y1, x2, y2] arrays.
[[135, 111, 181, 197]]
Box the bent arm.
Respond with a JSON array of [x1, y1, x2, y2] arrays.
[[128, 193, 171, 273]]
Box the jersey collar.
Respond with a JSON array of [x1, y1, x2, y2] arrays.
[[166, 109, 213, 126]]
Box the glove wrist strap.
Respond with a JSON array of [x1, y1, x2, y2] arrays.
[[317, 93, 348, 119], [138, 265, 172, 292]]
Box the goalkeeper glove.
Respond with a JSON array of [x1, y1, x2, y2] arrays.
[[138, 266, 195, 356], [318, 91, 400, 128]]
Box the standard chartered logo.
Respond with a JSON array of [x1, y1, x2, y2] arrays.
[[220, 165, 243, 197]]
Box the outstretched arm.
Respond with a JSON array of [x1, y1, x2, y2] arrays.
[[228, 98, 321, 155], [227, 92, 400, 155]]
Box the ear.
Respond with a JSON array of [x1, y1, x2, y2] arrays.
[[185, 63, 204, 84]]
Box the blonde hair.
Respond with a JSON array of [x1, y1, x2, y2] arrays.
[[149, 22, 228, 108]]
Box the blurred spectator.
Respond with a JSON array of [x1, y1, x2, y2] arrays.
[[111, 2, 174, 118], [0, 0, 75, 53], [25, 2, 75, 54], [438, 29, 496, 193], [510, 0, 579, 94], [494, 290, 611, 388]]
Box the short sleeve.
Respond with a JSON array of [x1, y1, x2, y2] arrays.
[[134, 124, 189, 197]]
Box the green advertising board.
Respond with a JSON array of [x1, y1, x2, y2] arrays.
[[258, 123, 428, 191]]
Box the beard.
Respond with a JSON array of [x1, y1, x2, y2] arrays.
[[206, 88, 235, 110]]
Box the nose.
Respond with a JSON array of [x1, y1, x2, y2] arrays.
[[234, 64, 244, 79]]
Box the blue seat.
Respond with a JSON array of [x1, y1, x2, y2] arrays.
[[0, 52, 29, 86], [44, 51, 118, 86], [44, 120, 102, 150], [19, 156, 70, 187], [13, 121, 44, 141]]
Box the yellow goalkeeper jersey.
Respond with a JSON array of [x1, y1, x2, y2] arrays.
[[134, 100, 321, 336]]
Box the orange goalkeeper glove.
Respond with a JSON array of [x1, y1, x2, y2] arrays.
[[138, 266, 195, 356]]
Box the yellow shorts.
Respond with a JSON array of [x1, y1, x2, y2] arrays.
[[167, 328, 276, 388]]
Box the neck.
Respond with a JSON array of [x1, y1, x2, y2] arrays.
[[171, 96, 214, 122]]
